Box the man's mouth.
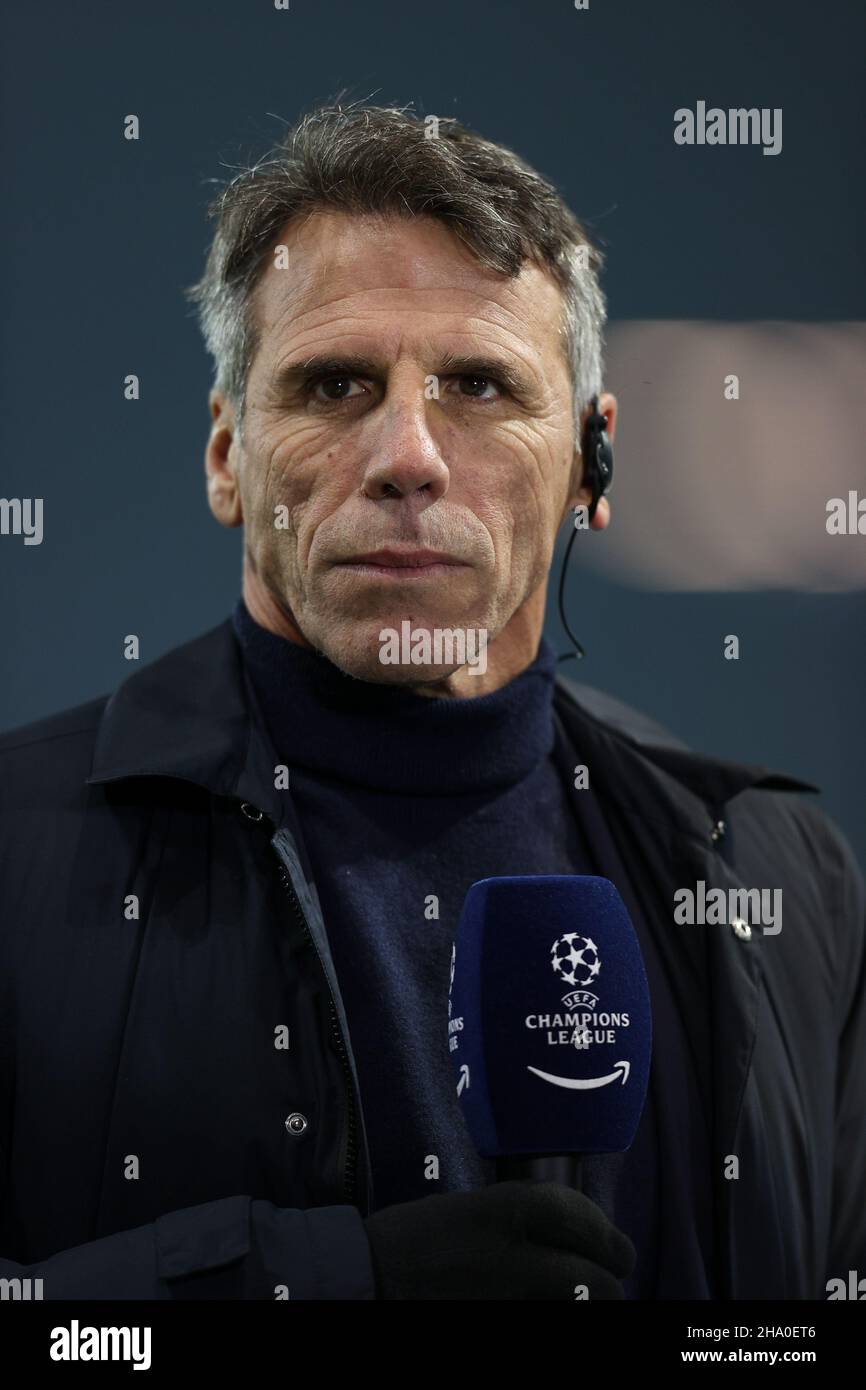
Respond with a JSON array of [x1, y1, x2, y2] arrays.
[[334, 548, 468, 579]]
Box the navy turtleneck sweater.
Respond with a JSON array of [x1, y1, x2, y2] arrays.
[[232, 598, 715, 1299]]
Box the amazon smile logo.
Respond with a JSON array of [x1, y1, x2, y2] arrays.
[[527, 1060, 630, 1090]]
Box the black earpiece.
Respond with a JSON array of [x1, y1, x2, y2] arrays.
[[556, 394, 614, 662], [581, 394, 614, 522]]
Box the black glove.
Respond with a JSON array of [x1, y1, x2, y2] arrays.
[[363, 1180, 635, 1300]]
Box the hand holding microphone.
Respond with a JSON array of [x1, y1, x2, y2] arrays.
[[364, 1178, 635, 1300]]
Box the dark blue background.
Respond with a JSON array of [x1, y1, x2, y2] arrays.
[[1, 0, 863, 859]]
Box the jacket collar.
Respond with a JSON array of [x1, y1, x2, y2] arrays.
[[87, 617, 820, 817], [88, 618, 260, 798]]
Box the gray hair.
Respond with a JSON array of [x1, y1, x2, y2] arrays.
[[186, 101, 607, 442]]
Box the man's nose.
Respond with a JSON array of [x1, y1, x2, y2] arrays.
[[360, 388, 450, 506]]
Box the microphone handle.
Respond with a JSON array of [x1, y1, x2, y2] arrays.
[[496, 1155, 583, 1187]]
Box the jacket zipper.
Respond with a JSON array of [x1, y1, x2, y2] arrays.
[[272, 850, 361, 1209]]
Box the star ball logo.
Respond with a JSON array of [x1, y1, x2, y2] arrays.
[[550, 932, 601, 1004]]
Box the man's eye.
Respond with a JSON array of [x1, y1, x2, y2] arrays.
[[452, 375, 502, 400], [307, 373, 502, 404], [312, 376, 365, 403]]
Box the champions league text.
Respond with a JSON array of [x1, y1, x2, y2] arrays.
[[525, 1011, 631, 1046]]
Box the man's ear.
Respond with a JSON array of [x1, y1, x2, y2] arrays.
[[205, 390, 244, 528], [566, 391, 617, 533]]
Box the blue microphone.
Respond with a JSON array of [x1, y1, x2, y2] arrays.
[[448, 875, 652, 1186]]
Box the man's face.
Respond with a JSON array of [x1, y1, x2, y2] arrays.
[[212, 210, 581, 684]]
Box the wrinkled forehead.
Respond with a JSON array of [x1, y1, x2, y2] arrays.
[[248, 208, 570, 373]]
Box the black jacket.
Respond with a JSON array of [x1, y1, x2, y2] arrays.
[[0, 618, 863, 1299]]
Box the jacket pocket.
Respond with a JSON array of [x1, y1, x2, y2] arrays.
[[155, 1194, 251, 1280]]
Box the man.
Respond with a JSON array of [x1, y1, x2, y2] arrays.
[[0, 104, 863, 1301]]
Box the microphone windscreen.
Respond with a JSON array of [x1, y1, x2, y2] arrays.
[[448, 876, 652, 1158]]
